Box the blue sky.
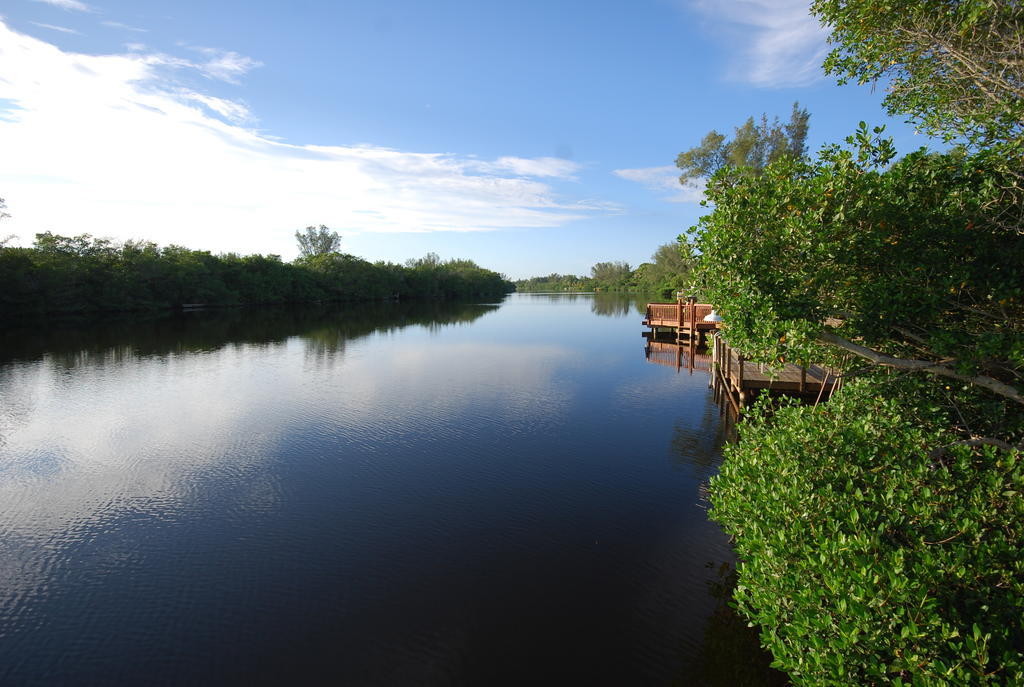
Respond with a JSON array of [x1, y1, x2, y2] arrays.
[[1, 0, 927, 279]]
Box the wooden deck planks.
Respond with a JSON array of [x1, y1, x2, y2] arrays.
[[713, 335, 837, 399]]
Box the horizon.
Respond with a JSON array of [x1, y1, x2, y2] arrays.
[[1, 0, 926, 280]]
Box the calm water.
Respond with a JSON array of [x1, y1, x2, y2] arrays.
[[0, 294, 780, 686]]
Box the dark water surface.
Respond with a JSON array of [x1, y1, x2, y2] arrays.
[[0, 294, 780, 686]]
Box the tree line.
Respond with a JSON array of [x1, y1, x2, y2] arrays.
[[514, 242, 695, 295], [688, 2, 1024, 685], [0, 224, 513, 319]]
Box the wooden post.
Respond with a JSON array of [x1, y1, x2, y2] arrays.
[[688, 301, 696, 373], [689, 297, 696, 340], [725, 341, 731, 381], [738, 354, 745, 392], [799, 364, 806, 393], [711, 335, 718, 387]]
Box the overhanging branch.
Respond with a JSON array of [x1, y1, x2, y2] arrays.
[[817, 331, 1024, 405], [928, 437, 1023, 462]]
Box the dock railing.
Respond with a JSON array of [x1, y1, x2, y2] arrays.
[[710, 332, 838, 407], [643, 298, 717, 333]]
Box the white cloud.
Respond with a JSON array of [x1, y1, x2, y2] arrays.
[[686, 0, 828, 87], [29, 22, 81, 35], [473, 156, 580, 179], [0, 22, 602, 258], [31, 0, 92, 12], [613, 165, 705, 203], [101, 20, 147, 33], [188, 46, 262, 83], [178, 90, 253, 123]]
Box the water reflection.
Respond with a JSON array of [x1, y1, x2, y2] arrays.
[[669, 408, 725, 479], [0, 300, 500, 368], [0, 294, 778, 685], [590, 292, 652, 317], [644, 338, 712, 375], [681, 562, 790, 687], [649, 334, 785, 685]]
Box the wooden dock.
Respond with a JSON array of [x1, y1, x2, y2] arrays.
[[710, 334, 837, 411], [641, 303, 839, 411], [643, 298, 720, 343]]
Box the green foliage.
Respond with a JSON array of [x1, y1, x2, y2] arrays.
[[590, 260, 633, 289], [401, 253, 512, 300], [632, 240, 696, 297], [0, 234, 513, 320], [516, 243, 695, 295], [691, 4, 1024, 681], [711, 380, 1024, 685], [294, 224, 342, 259], [676, 102, 810, 184], [514, 273, 596, 292], [812, 0, 1024, 144], [694, 126, 1024, 404]]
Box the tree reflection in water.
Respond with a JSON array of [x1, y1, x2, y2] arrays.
[[668, 370, 788, 686], [678, 561, 790, 687], [0, 300, 500, 370], [589, 292, 652, 317]]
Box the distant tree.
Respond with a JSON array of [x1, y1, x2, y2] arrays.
[[635, 240, 696, 295], [512, 273, 595, 292], [33, 231, 117, 257], [0, 197, 13, 247], [590, 260, 632, 288], [676, 102, 810, 184], [406, 252, 441, 269], [295, 225, 341, 259]]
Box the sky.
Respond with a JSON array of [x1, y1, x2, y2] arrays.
[[0, 0, 927, 279]]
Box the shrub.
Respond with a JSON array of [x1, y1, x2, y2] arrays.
[[711, 380, 1024, 685]]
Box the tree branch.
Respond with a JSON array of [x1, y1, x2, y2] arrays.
[[817, 331, 1024, 405], [945, 299, 1002, 321], [927, 437, 1023, 462]]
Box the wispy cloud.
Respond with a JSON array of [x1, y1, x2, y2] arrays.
[[0, 22, 604, 258], [613, 165, 705, 203], [685, 0, 828, 87], [178, 90, 253, 123], [184, 46, 263, 83], [472, 156, 580, 179], [30, 22, 81, 35], [31, 0, 92, 12], [102, 20, 147, 33]]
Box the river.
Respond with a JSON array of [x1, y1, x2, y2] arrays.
[[0, 293, 783, 686]]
